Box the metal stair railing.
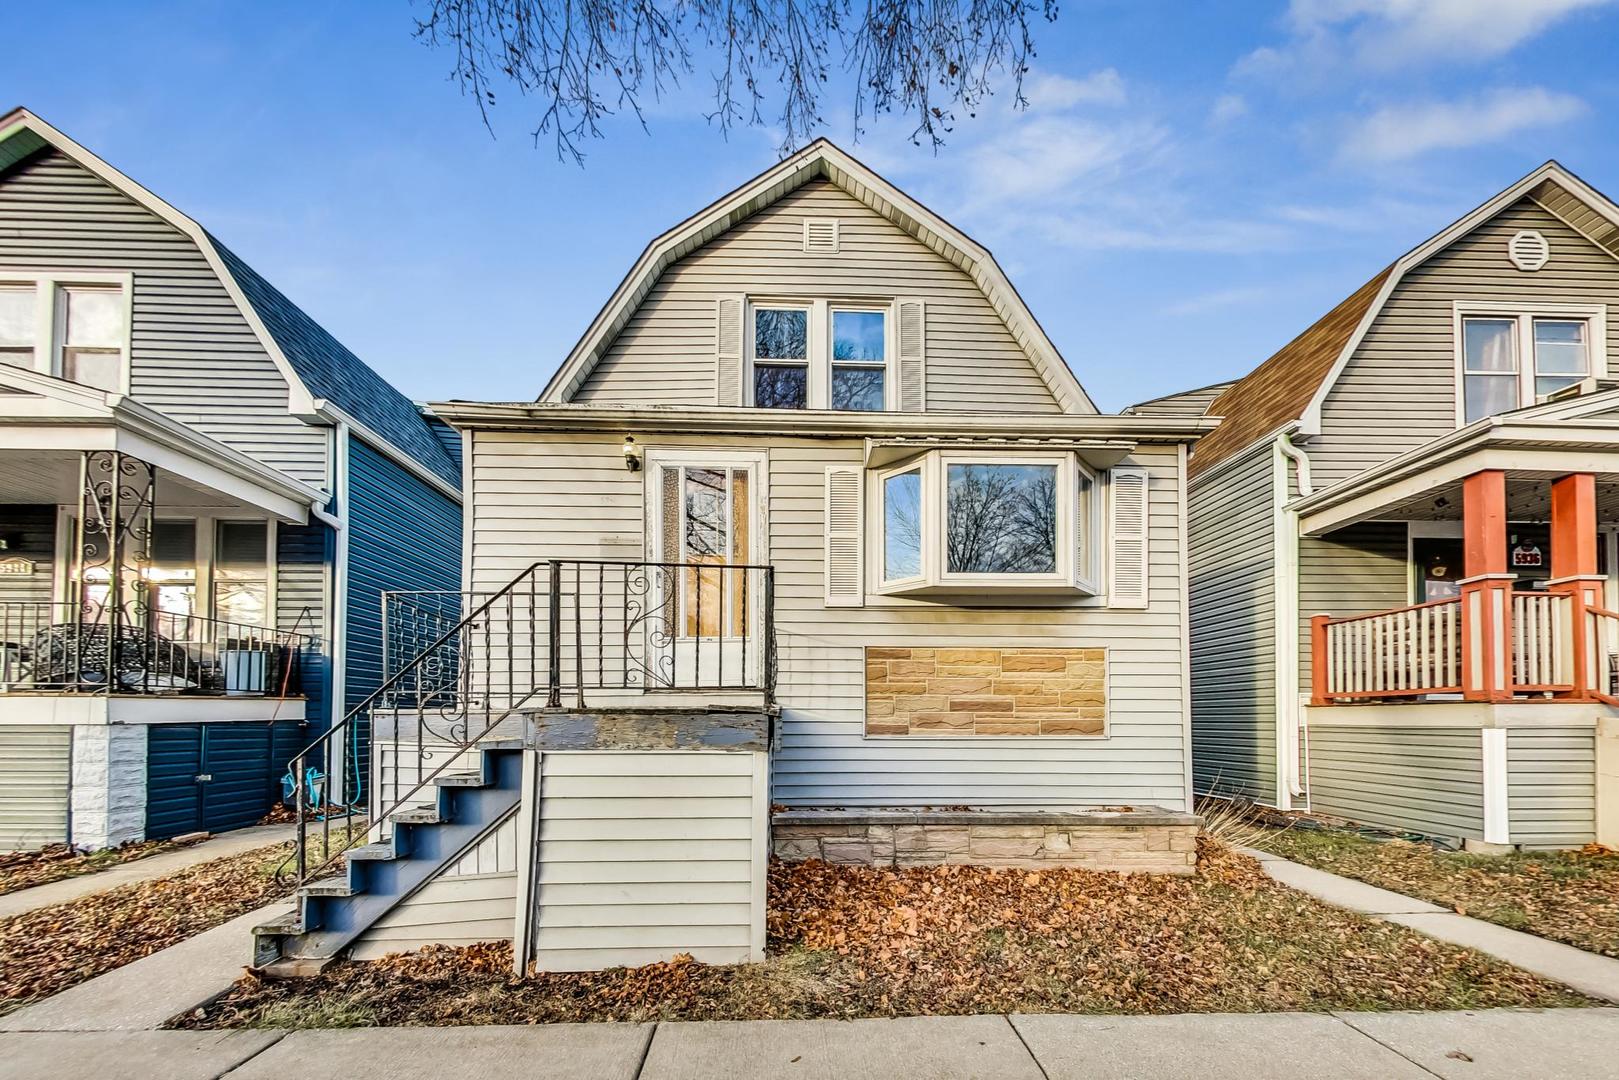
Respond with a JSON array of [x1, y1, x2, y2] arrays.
[[280, 558, 776, 887]]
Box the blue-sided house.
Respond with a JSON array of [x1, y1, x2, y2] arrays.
[[0, 108, 461, 851]]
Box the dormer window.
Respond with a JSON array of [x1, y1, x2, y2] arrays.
[[0, 273, 130, 393], [1456, 304, 1606, 424], [748, 299, 892, 412]]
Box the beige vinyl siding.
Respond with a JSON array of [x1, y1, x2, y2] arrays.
[[1296, 522, 1409, 698], [1187, 441, 1276, 803], [574, 180, 1061, 415], [0, 725, 71, 851], [1306, 725, 1485, 841], [531, 750, 766, 972], [1312, 199, 1619, 488], [0, 150, 327, 486], [1507, 726, 1597, 849], [467, 431, 1190, 810]]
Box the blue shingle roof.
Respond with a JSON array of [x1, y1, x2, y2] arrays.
[[211, 237, 461, 490]]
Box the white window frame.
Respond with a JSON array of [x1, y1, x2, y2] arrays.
[[0, 271, 133, 394], [1452, 302, 1608, 425], [1074, 458, 1101, 594], [746, 297, 895, 411], [870, 449, 1093, 596]]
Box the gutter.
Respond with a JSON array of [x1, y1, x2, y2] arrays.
[[1273, 430, 1312, 809]]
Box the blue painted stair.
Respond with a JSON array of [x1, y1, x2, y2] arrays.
[[253, 744, 524, 974]]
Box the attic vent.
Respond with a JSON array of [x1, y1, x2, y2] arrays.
[[803, 218, 840, 253], [1508, 229, 1550, 272]]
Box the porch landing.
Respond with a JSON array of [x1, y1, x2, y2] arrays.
[[772, 806, 1201, 875]]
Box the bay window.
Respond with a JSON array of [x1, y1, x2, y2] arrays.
[[749, 299, 891, 411], [874, 451, 1096, 595], [0, 273, 129, 392], [1458, 306, 1603, 423]]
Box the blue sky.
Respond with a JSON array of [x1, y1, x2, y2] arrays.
[[11, 1, 1619, 411]]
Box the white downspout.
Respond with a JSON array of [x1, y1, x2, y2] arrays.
[[311, 422, 350, 802], [1273, 431, 1313, 809]]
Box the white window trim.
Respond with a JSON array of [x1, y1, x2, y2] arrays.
[[745, 297, 896, 411], [870, 449, 1093, 596], [1074, 458, 1101, 595], [0, 271, 134, 395], [1452, 301, 1608, 426]]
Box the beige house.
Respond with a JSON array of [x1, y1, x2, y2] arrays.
[[258, 141, 1209, 977], [1167, 160, 1619, 852]]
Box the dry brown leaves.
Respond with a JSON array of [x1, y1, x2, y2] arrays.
[[1261, 828, 1619, 959], [180, 840, 1585, 1029], [0, 839, 190, 897], [0, 842, 291, 1015]]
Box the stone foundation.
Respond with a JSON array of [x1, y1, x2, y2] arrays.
[[773, 808, 1200, 875]]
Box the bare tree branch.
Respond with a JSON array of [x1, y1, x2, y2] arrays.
[[413, 0, 1059, 163]]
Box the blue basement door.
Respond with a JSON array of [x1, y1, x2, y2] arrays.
[[146, 722, 304, 839]]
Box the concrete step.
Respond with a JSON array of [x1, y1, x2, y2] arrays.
[[345, 842, 398, 863], [301, 880, 356, 898], [388, 808, 443, 825], [250, 911, 303, 937]]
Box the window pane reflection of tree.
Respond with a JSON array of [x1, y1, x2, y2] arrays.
[[945, 464, 1057, 574], [832, 366, 884, 410], [754, 364, 807, 408], [755, 308, 807, 359], [883, 470, 922, 580]]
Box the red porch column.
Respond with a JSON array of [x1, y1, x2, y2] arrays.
[[1460, 470, 1514, 702], [1550, 473, 1600, 698]]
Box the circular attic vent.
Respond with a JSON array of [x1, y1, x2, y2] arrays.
[[1508, 229, 1551, 271]]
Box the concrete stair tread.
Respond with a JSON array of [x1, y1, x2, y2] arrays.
[[388, 808, 443, 825], [252, 911, 304, 936], [302, 880, 356, 897], [434, 775, 490, 788], [345, 842, 399, 862]]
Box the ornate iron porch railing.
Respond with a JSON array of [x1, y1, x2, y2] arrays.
[[284, 559, 776, 885], [0, 600, 308, 696]]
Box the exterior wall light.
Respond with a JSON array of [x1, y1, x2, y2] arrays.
[[622, 435, 642, 472]]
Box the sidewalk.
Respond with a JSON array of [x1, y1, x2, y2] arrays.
[[1242, 846, 1619, 1004], [1, 1009, 1616, 1079], [0, 824, 295, 921]]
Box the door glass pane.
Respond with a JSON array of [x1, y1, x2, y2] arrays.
[[1464, 373, 1518, 423], [832, 310, 885, 360], [729, 471, 749, 636], [683, 468, 727, 638], [1463, 318, 1516, 372], [831, 365, 884, 411], [945, 463, 1058, 574], [883, 469, 922, 581]]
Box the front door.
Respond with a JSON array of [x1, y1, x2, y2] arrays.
[[647, 453, 765, 691]]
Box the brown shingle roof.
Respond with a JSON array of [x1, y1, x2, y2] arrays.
[[1189, 265, 1393, 477]]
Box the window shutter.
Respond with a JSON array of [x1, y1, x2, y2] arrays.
[[896, 299, 926, 412], [824, 465, 864, 607], [1108, 466, 1149, 608], [715, 296, 745, 405]]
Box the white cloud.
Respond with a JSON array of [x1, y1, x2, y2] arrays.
[[1022, 68, 1127, 110], [960, 116, 1170, 203], [1240, 0, 1614, 76], [1209, 94, 1249, 126], [1340, 87, 1586, 163]]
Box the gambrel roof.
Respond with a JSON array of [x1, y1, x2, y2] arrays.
[[0, 107, 460, 490], [1188, 160, 1619, 478], [540, 139, 1097, 413]]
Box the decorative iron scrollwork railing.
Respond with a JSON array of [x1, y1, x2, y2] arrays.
[[285, 559, 776, 885]]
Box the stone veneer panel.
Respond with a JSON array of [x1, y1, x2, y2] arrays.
[[865, 647, 1105, 736], [773, 816, 1198, 876]]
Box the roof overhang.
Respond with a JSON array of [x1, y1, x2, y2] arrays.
[[1294, 396, 1619, 536], [0, 107, 322, 417], [1298, 160, 1619, 437], [0, 367, 325, 521], [538, 139, 1096, 414], [431, 401, 1212, 444]]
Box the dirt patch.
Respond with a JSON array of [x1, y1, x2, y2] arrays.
[[179, 840, 1586, 1028], [0, 842, 294, 1016], [1259, 826, 1619, 959], [0, 839, 193, 897]]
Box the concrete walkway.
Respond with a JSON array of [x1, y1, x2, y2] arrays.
[[1243, 846, 1619, 1004], [0, 824, 294, 921], [1, 1009, 1616, 1079]]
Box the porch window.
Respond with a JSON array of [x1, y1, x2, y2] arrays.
[[213, 521, 269, 627], [0, 274, 128, 392], [874, 450, 1090, 594], [149, 520, 198, 617], [1458, 309, 1602, 423]]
